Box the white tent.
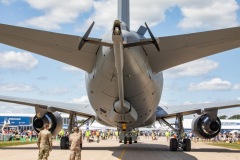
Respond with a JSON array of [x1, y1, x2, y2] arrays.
[[230, 130, 240, 134]]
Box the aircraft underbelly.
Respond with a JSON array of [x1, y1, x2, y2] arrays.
[[86, 42, 163, 128]]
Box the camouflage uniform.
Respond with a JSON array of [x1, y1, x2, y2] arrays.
[[37, 129, 52, 160], [69, 131, 82, 160]]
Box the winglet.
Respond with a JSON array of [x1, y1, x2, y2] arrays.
[[78, 21, 95, 50], [145, 22, 160, 52]]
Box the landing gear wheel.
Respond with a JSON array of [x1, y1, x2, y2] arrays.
[[134, 141, 137, 143], [124, 136, 127, 144], [119, 140, 122, 143], [183, 138, 191, 151], [170, 138, 178, 151], [60, 136, 69, 149], [129, 137, 132, 144]]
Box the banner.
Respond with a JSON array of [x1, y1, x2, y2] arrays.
[[0, 116, 30, 126]]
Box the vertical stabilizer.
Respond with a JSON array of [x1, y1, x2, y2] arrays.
[[118, 0, 130, 29]]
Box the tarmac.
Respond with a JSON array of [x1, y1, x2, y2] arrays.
[[0, 136, 239, 160]]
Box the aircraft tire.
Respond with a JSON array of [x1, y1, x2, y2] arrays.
[[60, 136, 69, 149], [170, 138, 178, 151], [129, 137, 132, 144], [124, 136, 127, 144], [183, 138, 191, 151]]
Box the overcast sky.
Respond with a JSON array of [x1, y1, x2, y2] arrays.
[[0, 0, 240, 118]]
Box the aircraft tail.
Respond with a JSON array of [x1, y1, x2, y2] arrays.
[[118, 0, 130, 29]]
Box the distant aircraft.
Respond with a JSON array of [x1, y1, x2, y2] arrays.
[[0, 0, 240, 151]]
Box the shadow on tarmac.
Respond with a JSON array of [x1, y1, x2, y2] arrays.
[[111, 142, 198, 160], [1, 141, 239, 160]]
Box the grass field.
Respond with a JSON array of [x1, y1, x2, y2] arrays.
[[208, 142, 240, 150], [0, 140, 36, 148]]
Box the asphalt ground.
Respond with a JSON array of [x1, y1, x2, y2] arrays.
[[0, 136, 239, 160]]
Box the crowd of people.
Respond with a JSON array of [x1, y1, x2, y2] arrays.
[[140, 130, 240, 143], [1, 127, 240, 144], [0, 128, 38, 141], [173, 131, 240, 143], [192, 131, 240, 143], [57, 129, 120, 143], [1, 127, 240, 160]]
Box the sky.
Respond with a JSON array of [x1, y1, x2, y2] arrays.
[[0, 0, 240, 118]]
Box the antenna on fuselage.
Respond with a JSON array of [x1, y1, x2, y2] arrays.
[[118, 0, 130, 29]]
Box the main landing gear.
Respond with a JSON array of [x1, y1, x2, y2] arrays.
[[119, 130, 138, 144], [169, 137, 191, 151], [159, 114, 191, 152], [60, 112, 93, 150]]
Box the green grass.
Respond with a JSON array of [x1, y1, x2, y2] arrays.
[[0, 140, 36, 148], [208, 142, 240, 150]]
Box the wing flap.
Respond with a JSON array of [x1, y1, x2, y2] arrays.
[[0, 95, 95, 118], [145, 27, 240, 73], [0, 24, 99, 73]]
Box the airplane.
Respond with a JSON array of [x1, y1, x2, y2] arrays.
[[0, 0, 240, 151]]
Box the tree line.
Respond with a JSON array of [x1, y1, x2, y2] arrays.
[[219, 114, 240, 119]]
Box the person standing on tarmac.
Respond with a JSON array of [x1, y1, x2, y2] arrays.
[[85, 129, 91, 142], [37, 123, 52, 160], [69, 127, 82, 160], [96, 130, 100, 143], [165, 130, 170, 142], [115, 130, 119, 141]]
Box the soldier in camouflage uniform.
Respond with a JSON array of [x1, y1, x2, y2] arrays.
[[37, 123, 52, 160], [69, 127, 82, 160]]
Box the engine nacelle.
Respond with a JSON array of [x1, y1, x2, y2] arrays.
[[33, 112, 63, 136], [192, 114, 221, 139]]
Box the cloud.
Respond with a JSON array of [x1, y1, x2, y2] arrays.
[[70, 96, 89, 104], [0, 83, 34, 92], [1, 0, 15, 5], [183, 101, 193, 105], [189, 78, 232, 91], [0, 51, 38, 70], [18, 0, 239, 33], [0, 102, 35, 114], [165, 59, 219, 78], [238, 97, 240, 101], [37, 76, 47, 80], [62, 65, 81, 73], [130, 0, 176, 30], [177, 0, 239, 30], [41, 87, 69, 95], [21, 0, 93, 30], [233, 84, 240, 90], [183, 101, 211, 105], [81, 0, 175, 32], [159, 101, 169, 106], [81, 0, 240, 34]]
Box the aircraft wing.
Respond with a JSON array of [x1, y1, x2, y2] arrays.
[[144, 27, 240, 73], [0, 95, 95, 118], [0, 24, 100, 73], [156, 100, 240, 119]]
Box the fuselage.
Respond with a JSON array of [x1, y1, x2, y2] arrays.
[[86, 29, 163, 129]]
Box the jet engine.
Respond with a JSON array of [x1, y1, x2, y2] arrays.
[[33, 112, 63, 136], [192, 114, 221, 139]]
